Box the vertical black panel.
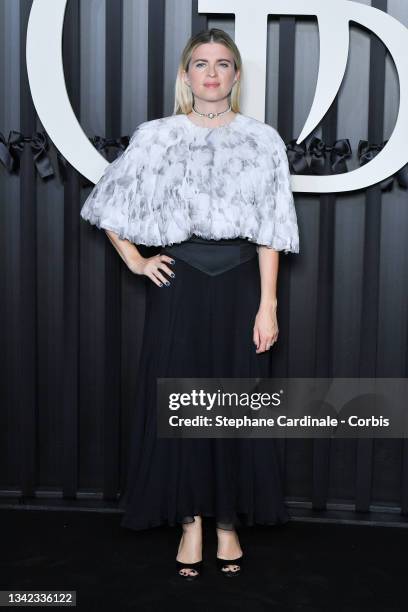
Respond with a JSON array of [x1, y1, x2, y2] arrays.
[[311, 82, 339, 511], [275, 16, 296, 499], [312, 438, 331, 510], [404, 304, 408, 512], [147, 0, 165, 120], [277, 18, 295, 144], [315, 102, 337, 379], [402, 440, 408, 515], [274, 17, 296, 379], [0, 1, 8, 485], [0, 0, 20, 491], [19, 0, 37, 498], [192, 0, 207, 35], [103, 0, 124, 500], [62, 0, 80, 499], [355, 0, 388, 513]]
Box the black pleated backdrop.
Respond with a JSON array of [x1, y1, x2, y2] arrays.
[[1, 0, 408, 527]]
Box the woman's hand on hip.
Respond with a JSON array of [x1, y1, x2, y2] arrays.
[[129, 253, 175, 287], [253, 304, 278, 353]]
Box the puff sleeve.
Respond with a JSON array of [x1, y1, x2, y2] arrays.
[[254, 129, 299, 255], [79, 123, 154, 243]]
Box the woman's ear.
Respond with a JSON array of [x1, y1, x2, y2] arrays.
[[181, 69, 190, 88]]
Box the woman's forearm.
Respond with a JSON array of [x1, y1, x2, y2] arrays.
[[105, 229, 144, 270], [257, 246, 279, 309]]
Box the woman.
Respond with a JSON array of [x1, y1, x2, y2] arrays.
[[80, 28, 299, 580]]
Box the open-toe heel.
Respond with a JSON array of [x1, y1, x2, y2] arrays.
[[175, 559, 203, 581], [216, 554, 244, 578]]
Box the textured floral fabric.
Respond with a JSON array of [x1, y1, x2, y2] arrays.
[[80, 112, 299, 254]]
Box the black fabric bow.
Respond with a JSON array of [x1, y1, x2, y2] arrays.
[[89, 135, 130, 154], [29, 131, 55, 178], [308, 137, 352, 175], [77, 135, 130, 188], [286, 140, 310, 174], [0, 130, 26, 173], [56, 135, 130, 186], [358, 139, 408, 192], [0, 130, 54, 178]]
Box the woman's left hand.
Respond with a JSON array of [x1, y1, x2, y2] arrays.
[[253, 303, 279, 353]]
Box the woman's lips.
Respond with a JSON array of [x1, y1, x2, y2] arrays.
[[204, 83, 220, 87]]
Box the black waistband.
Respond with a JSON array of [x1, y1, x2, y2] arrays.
[[161, 235, 258, 276], [183, 234, 253, 246]]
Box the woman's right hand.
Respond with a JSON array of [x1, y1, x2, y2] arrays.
[[129, 253, 175, 287]]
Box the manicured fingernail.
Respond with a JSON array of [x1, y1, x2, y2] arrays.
[[159, 283, 163, 287], [170, 273, 175, 278], [170, 259, 175, 264], [165, 281, 170, 286]]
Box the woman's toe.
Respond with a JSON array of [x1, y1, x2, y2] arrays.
[[180, 568, 197, 576]]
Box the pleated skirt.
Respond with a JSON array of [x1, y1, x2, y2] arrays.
[[119, 236, 290, 531]]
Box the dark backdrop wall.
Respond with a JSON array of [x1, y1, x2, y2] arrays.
[[1, 0, 408, 526]]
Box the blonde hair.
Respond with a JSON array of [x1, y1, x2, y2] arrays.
[[173, 28, 242, 115]]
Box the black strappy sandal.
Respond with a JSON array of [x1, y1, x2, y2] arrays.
[[175, 559, 203, 580], [216, 554, 244, 577]]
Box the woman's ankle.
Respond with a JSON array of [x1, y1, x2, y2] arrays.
[[216, 527, 242, 556], [177, 517, 203, 564], [216, 526, 238, 536], [182, 515, 202, 531]]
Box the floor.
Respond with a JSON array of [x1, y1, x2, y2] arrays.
[[1, 508, 407, 611]]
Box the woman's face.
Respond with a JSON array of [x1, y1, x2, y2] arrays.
[[183, 42, 239, 103]]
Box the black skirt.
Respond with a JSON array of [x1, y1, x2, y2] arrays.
[[119, 235, 290, 531]]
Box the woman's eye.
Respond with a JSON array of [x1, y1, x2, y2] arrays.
[[195, 62, 230, 68]]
